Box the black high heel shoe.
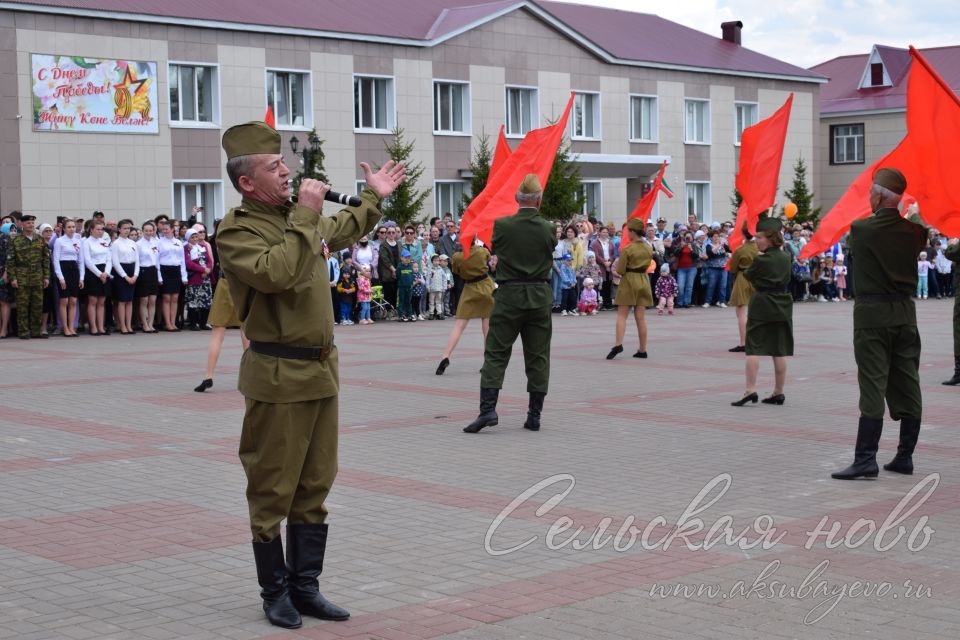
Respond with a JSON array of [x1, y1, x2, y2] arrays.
[[731, 392, 759, 407], [606, 345, 624, 360], [194, 378, 213, 393], [632, 350, 648, 358], [435, 357, 450, 375], [761, 393, 785, 405], [728, 345, 745, 352]]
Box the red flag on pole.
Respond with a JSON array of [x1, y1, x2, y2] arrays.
[[460, 93, 575, 257], [620, 160, 671, 250], [264, 105, 276, 129], [490, 125, 512, 178], [728, 94, 793, 252]]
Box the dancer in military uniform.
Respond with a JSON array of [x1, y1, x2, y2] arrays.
[[465, 174, 556, 433], [832, 168, 927, 480], [606, 218, 653, 359], [216, 121, 405, 628], [943, 238, 960, 386], [7, 214, 50, 339], [731, 217, 792, 406], [435, 239, 494, 375], [727, 226, 758, 352]]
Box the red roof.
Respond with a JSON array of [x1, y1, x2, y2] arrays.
[[811, 44, 960, 115], [10, 0, 822, 81]]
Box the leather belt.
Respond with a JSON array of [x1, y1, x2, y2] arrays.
[[755, 287, 788, 294], [464, 273, 490, 284], [497, 278, 550, 286], [856, 293, 910, 303], [625, 267, 646, 273], [250, 341, 335, 361]]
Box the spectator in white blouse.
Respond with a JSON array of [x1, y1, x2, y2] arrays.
[[53, 218, 84, 337], [111, 218, 140, 335], [135, 221, 161, 333], [157, 220, 187, 331], [82, 221, 112, 335]]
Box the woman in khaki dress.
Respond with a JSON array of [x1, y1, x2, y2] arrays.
[[436, 242, 494, 375], [195, 242, 249, 392], [727, 226, 759, 353], [607, 218, 653, 360]]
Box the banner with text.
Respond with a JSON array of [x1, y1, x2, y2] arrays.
[[32, 54, 159, 134]]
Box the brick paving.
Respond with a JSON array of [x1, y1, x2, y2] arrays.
[[1, 299, 958, 639]]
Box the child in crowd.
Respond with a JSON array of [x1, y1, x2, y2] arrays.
[[356, 265, 373, 324], [833, 254, 848, 300], [654, 263, 679, 315], [337, 269, 357, 325], [917, 251, 929, 299], [428, 254, 447, 320], [815, 256, 838, 301], [559, 253, 577, 316], [578, 251, 603, 295], [397, 250, 415, 321], [411, 262, 426, 321], [578, 277, 599, 315], [439, 254, 454, 317]]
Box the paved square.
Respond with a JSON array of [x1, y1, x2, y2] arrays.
[[1, 300, 958, 639]]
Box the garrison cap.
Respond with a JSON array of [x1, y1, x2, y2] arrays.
[[873, 167, 907, 195], [756, 216, 783, 234], [20, 214, 36, 222], [518, 174, 542, 194], [222, 121, 281, 159], [626, 218, 645, 234]]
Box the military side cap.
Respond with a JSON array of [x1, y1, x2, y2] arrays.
[[20, 214, 36, 222], [756, 216, 783, 234], [873, 167, 906, 195], [626, 218, 645, 234], [519, 174, 542, 194], [222, 121, 281, 159]]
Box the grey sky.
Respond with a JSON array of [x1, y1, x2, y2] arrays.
[[564, 0, 960, 68]]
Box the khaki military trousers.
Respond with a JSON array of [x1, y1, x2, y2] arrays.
[[853, 325, 922, 420], [239, 396, 338, 542], [15, 284, 43, 337], [480, 297, 552, 394]]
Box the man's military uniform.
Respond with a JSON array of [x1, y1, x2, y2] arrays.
[[943, 241, 960, 386], [833, 168, 927, 480], [8, 215, 50, 339], [465, 174, 556, 433], [216, 122, 379, 628]]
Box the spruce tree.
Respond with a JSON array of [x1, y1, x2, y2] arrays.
[[730, 188, 743, 217], [462, 131, 493, 210], [380, 125, 431, 228], [539, 138, 584, 222], [290, 128, 329, 196], [782, 156, 821, 224]]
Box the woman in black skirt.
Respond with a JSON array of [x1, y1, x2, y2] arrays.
[[82, 221, 113, 335], [157, 220, 187, 331], [110, 219, 140, 335], [136, 220, 160, 332], [53, 218, 84, 337]]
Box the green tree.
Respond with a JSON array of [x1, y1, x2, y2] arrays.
[[782, 156, 821, 225], [380, 125, 430, 227], [730, 188, 743, 217], [538, 138, 584, 222], [462, 131, 493, 211], [290, 129, 329, 196]]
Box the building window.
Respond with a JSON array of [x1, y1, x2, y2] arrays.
[[433, 81, 469, 134], [735, 102, 758, 144], [354, 75, 395, 131], [435, 181, 468, 219], [169, 64, 217, 124], [870, 63, 884, 86], [684, 99, 710, 144], [266, 69, 310, 128], [685, 182, 710, 221], [580, 181, 601, 218], [571, 92, 600, 139], [173, 181, 222, 228], [830, 124, 865, 164], [629, 95, 657, 142], [505, 86, 537, 136]]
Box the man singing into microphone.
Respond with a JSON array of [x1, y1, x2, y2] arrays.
[[216, 121, 405, 629]]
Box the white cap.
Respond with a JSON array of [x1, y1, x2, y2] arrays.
[[184, 229, 197, 241]]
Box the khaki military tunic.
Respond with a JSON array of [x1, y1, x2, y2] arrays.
[[945, 242, 960, 358], [452, 247, 494, 319], [744, 247, 793, 357], [728, 240, 758, 307], [8, 233, 50, 337], [613, 242, 652, 307]]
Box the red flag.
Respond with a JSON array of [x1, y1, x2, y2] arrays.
[[729, 94, 793, 252], [264, 105, 276, 129], [490, 125, 512, 178], [460, 93, 575, 256], [620, 161, 671, 250]]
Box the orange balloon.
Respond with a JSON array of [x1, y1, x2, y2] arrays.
[[784, 202, 798, 219]]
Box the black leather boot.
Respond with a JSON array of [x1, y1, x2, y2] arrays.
[[831, 417, 883, 480], [464, 388, 499, 433], [943, 356, 960, 386], [523, 392, 546, 431], [883, 417, 921, 475], [286, 523, 350, 621], [252, 537, 302, 629]]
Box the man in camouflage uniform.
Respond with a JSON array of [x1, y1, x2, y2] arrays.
[[7, 214, 50, 339]]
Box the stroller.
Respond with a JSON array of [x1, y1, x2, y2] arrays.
[[369, 285, 397, 321]]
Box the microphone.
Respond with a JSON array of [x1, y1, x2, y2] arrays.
[[291, 191, 363, 207]]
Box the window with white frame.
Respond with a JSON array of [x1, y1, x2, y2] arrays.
[[173, 181, 222, 228], [685, 182, 710, 221], [830, 123, 865, 164], [684, 99, 710, 144], [433, 81, 469, 134], [571, 92, 600, 139], [354, 75, 395, 131], [169, 64, 218, 124], [580, 182, 601, 218], [266, 70, 310, 127], [629, 95, 657, 142], [435, 181, 468, 219], [505, 86, 537, 136], [735, 102, 758, 144]]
